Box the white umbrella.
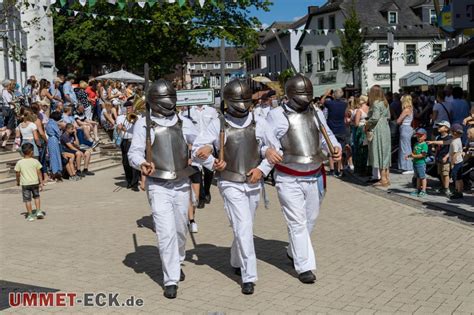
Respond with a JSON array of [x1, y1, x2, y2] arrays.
[[96, 69, 144, 83]]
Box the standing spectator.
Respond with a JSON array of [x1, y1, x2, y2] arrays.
[[353, 95, 370, 175], [63, 74, 78, 106], [390, 93, 402, 120], [432, 90, 452, 136], [449, 124, 465, 199], [322, 88, 348, 177], [15, 111, 40, 157], [254, 95, 272, 119], [365, 85, 391, 187], [76, 81, 93, 120], [30, 103, 50, 182], [406, 128, 428, 197], [15, 143, 44, 222], [397, 95, 414, 174], [2, 80, 13, 105], [0, 96, 16, 149], [45, 111, 63, 181], [451, 87, 470, 139], [428, 121, 453, 197], [38, 79, 53, 116], [30, 80, 39, 103], [85, 80, 98, 120], [49, 78, 64, 112], [444, 85, 454, 104]]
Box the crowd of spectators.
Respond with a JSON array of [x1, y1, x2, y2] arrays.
[[0, 74, 140, 186]]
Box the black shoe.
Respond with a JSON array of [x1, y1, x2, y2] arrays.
[[298, 271, 316, 284], [126, 183, 132, 189], [233, 267, 241, 276], [205, 194, 211, 204], [197, 200, 205, 209], [327, 170, 334, 176], [83, 170, 95, 176], [241, 282, 255, 295], [366, 178, 379, 184], [131, 186, 140, 192], [180, 269, 185, 282], [163, 285, 178, 299], [450, 192, 463, 199], [76, 171, 85, 177]]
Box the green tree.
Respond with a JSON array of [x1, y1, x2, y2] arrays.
[[53, 0, 272, 78], [336, 4, 365, 89]]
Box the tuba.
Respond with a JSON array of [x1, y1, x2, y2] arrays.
[[126, 95, 146, 124]]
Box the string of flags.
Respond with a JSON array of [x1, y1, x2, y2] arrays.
[[27, 0, 234, 9]]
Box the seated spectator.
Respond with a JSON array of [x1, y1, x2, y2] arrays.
[[60, 123, 95, 179], [74, 104, 99, 147], [0, 97, 16, 149], [49, 78, 64, 112], [100, 102, 115, 140]]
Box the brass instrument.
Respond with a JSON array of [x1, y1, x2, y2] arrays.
[[126, 112, 139, 124], [125, 95, 146, 124]]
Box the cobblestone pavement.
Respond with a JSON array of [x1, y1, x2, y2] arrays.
[[1, 166, 473, 314]]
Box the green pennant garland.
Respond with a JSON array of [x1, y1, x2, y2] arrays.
[[88, 0, 97, 7], [117, 0, 126, 10], [178, 0, 186, 7], [60, 0, 67, 7], [147, 0, 157, 7]]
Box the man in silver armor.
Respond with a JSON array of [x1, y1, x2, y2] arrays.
[[192, 79, 278, 295], [128, 79, 197, 299], [265, 74, 342, 284]]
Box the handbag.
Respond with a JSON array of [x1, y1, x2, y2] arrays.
[[113, 126, 122, 147]]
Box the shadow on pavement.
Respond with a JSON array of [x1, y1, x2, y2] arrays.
[[423, 202, 474, 224], [254, 236, 297, 279], [114, 180, 128, 188], [0, 280, 60, 310], [136, 215, 155, 233], [122, 234, 164, 289]]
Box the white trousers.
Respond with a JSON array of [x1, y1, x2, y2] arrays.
[[147, 180, 190, 286], [219, 184, 260, 283], [276, 179, 322, 274]]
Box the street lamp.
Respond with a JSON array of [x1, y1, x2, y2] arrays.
[[387, 29, 394, 93]]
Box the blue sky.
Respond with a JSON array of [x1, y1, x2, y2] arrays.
[[249, 0, 326, 27]]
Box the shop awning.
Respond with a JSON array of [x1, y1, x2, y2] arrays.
[[399, 72, 446, 87]]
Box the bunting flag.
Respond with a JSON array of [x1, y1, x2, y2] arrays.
[[89, 0, 97, 7], [138, 1, 146, 8], [78, 0, 86, 6]]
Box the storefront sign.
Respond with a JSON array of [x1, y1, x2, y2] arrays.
[[176, 89, 215, 106], [318, 72, 337, 84], [373, 73, 395, 81]]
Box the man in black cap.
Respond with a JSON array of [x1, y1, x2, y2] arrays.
[[116, 100, 140, 191]]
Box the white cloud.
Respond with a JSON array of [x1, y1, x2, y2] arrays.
[[293, 15, 303, 21]]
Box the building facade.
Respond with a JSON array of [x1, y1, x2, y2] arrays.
[[185, 47, 246, 91], [0, 0, 56, 85], [296, 0, 445, 95]]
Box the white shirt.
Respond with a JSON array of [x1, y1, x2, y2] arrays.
[[187, 105, 219, 135], [253, 104, 271, 119], [116, 114, 135, 139], [266, 105, 341, 182], [192, 113, 278, 191], [128, 113, 196, 188], [17, 122, 37, 140], [449, 137, 463, 164], [2, 89, 12, 104]]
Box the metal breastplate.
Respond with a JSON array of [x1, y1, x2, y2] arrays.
[[150, 119, 196, 180], [217, 116, 261, 183], [280, 107, 326, 164]]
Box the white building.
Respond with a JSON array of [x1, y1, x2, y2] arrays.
[[296, 0, 446, 95], [186, 47, 246, 92], [0, 0, 56, 85], [246, 17, 306, 86]]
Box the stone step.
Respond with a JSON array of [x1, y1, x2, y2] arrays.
[[0, 150, 21, 160], [0, 168, 11, 179], [0, 150, 103, 170]]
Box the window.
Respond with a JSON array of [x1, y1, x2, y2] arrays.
[[318, 18, 324, 30], [388, 11, 398, 24], [213, 63, 220, 69], [318, 50, 325, 72], [405, 44, 417, 65], [274, 55, 277, 72], [189, 63, 196, 70], [378, 44, 389, 65], [305, 52, 313, 73], [201, 63, 207, 70], [432, 44, 442, 59], [329, 15, 336, 30], [331, 49, 339, 70], [226, 63, 232, 69], [430, 9, 437, 25], [268, 56, 271, 72]]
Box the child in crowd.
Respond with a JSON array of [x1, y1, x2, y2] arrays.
[[428, 121, 453, 197], [449, 124, 465, 199], [14, 143, 45, 221], [406, 128, 429, 197]]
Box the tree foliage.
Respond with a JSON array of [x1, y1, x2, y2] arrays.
[[53, 0, 272, 78], [336, 3, 365, 87]]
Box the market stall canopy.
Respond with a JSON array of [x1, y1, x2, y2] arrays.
[[96, 70, 144, 83]]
